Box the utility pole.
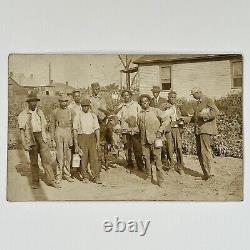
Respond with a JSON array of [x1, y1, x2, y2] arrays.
[[49, 62, 51, 84]]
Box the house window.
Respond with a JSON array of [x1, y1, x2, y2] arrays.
[[160, 66, 171, 91], [46, 90, 49, 96], [232, 61, 242, 88]]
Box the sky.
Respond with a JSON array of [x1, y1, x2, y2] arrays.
[[9, 54, 134, 88]]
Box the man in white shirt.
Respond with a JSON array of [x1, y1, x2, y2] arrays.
[[73, 98, 102, 184]]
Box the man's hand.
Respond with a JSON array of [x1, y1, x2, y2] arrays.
[[74, 145, 80, 154], [23, 144, 31, 151], [96, 141, 101, 151], [156, 131, 162, 138]]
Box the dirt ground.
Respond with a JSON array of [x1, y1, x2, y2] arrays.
[[7, 149, 243, 201]]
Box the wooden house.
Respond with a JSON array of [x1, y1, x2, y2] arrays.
[[133, 54, 242, 99]]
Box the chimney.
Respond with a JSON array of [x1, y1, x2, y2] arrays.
[[50, 80, 53, 85], [66, 81, 68, 86]]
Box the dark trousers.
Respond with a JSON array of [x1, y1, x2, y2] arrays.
[[195, 134, 214, 177], [29, 132, 55, 185], [124, 133, 143, 169], [78, 133, 101, 179], [165, 128, 184, 168]]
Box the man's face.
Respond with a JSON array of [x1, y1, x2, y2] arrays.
[[73, 92, 81, 104], [82, 105, 90, 113], [192, 92, 202, 100], [153, 91, 160, 98], [59, 100, 68, 109], [140, 97, 150, 110], [122, 92, 132, 103], [168, 94, 177, 105], [28, 100, 38, 111], [92, 87, 100, 96]]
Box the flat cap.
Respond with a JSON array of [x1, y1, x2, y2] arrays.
[[26, 92, 40, 102], [168, 90, 177, 96], [138, 94, 151, 103], [81, 98, 91, 106], [72, 89, 80, 94], [190, 87, 202, 95], [151, 86, 161, 93], [58, 93, 69, 101], [121, 89, 133, 97], [91, 82, 100, 88]]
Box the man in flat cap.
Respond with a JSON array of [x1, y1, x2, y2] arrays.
[[116, 89, 144, 171], [161, 90, 184, 174], [137, 94, 171, 186], [182, 87, 219, 180], [150, 86, 166, 108], [89, 82, 109, 124], [17, 92, 60, 189], [68, 89, 82, 117], [73, 98, 102, 184], [50, 94, 74, 184]]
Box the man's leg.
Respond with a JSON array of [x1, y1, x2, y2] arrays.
[[152, 146, 164, 186], [62, 129, 73, 180], [125, 134, 134, 167], [195, 134, 206, 177], [172, 128, 184, 173], [165, 131, 175, 168], [28, 144, 39, 187], [35, 134, 57, 186], [141, 143, 151, 178], [200, 134, 213, 178], [89, 134, 101, 183], [55, 129, 64, 182], [131, 134, 144, 170], [78, 134, 89, 181]]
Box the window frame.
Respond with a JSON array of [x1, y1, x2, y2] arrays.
[[159, 65, 172, 92], [231, 60, 243, 89]]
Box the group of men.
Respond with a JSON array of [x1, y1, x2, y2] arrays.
[[18, 82, 219, 189]]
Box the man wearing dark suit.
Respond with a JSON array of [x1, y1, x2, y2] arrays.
[[182, 87, 219, 180], [150, 86, 166, 108]]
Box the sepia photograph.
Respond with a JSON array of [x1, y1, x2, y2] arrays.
[[7, 54, 243, 201]]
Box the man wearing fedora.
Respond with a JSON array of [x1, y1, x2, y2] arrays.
[[50, 93, 74, 184], [150, 86, 166, 108], [116, 89, 144, 171], [137, 94, 171, 186], [182, 87, 219, 180], [18, 92, 60, 189], [73, 98, 102, 184]]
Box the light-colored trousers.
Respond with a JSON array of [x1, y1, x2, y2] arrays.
[[55, 127, 72, 180]]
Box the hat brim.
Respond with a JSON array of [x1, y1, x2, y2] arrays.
[[26, 98, 40, 102]]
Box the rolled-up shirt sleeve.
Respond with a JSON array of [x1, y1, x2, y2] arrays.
[[18, 112, 26, 130]]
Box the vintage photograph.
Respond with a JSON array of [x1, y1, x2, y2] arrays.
[[7, 54, 243, 201]]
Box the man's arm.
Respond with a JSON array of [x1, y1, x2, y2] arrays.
[[50, 110, 56, 142], [157, 109, 171, 137], [95, 129, 100, 151], [20, 129, 31, 151], [73, 129, 79, 154], [198, 98, 220, 120]]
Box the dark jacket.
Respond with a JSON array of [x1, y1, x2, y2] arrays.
[[150, 96, 167, 108]]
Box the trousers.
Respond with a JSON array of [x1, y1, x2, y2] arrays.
[[29, 132, 55, 184], [165, 128, 184, 168], [142, 143, 164, 183], [78, 133, 101, 179], [124, 133, 144, 169], [195, 134, 214, 177], [55, 127, 72, 180]]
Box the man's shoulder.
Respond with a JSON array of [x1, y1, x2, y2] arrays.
[[18, 109, 28, 118]]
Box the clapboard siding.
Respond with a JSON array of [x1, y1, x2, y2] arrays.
[[138, 65, 160, 94], [172, 60, 232, 99]]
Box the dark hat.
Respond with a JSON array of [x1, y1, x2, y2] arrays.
[[121, 89, 133, 97], [58, 93, 69, 101], [26, 92, 40, 102], [168, 90, 177, 96], [138, 94, 151, 103], [72, 89, 80, 95], [81, 98, 91, 106], [91, 82, 100, 88], [151, 86, 161, 93]]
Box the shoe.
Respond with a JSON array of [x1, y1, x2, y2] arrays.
[[50, 181, 61, 189], [82, 178, 89, 183], [63, 176, 74, 182], [31, 183, 39, 189], [95, 176, 102, 184], [177, 168, 184, 175]]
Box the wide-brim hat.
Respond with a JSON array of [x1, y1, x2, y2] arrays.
[[138, 94, 151, 103], [81, 98, 91, 106], [26, 93, 40, 102], [91, 82, 100, 88], [121, 89, 133, 97], [58, 93, 69, 102], [151, 86, 161, 93], [190, 87, 202, 95]]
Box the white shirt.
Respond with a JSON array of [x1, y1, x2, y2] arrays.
[[30, 109, 42, 132], [73, 111, 99, 134]]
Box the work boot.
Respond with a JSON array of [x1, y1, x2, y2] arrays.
[[31, 182, 40, 189], [95, 176, 102, 184], [82, 178, 89, 184], [63, 175, 74, 182], [50, 180, 61, 189]]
